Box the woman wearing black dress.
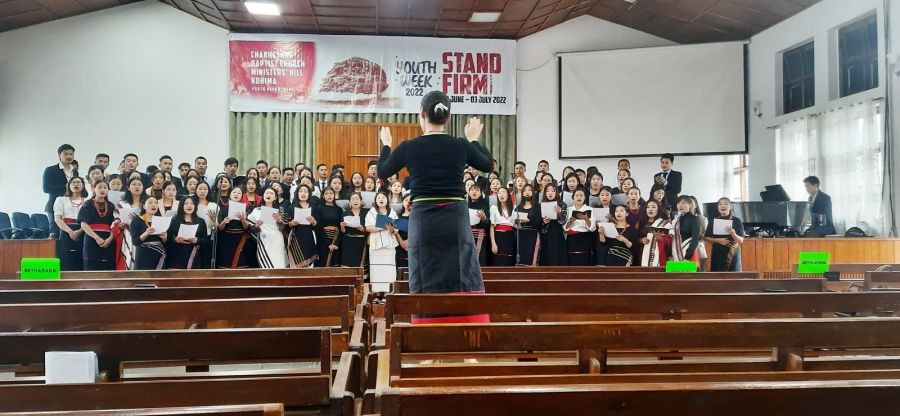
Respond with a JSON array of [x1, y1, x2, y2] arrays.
[[704, 197, 746, 271], [314, 187, 343, 267], [515, 184, 541, 266], [78, 180, 117, 270], [340, 192, 368, 268], [539, 183, 568, 266], [215, 186, 251, 269], [286, 184, 319, 268], [130, 197, 168, 270], [599, 205, 638, 266], [168, 195, 208, 269]]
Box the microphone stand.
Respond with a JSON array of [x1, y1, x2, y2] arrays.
[[514, 212, 522, 266]]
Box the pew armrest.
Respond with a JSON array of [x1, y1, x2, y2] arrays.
[[331, 351, 362, 415], [350, 320, 370, 354], [372, 318, 390, 351]]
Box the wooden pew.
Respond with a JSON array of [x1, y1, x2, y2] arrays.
[[15, 267, 364, 280], [384, 292, 900, 326], [391, 278, 825, 294], [399, 269, 751, 281], [371, 318, 900, 415], [476, 271, 762, 280], [0, 286, 354, 305], [397, 266, 665, 280], [376, 379, 900, 416], [866, 271, 900, 290], [1, 403, 285, 416], [792, 263, 899, 280], [389, 318, 900, 378], [0, 276, 365, 305], [0, 328, 358, 414], [0, 297, 354, 354]]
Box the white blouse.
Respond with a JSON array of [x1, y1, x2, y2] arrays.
[[365, 208, 398, 250], [53, 197, 84, 221], [489, 205, 516, 227], [564, 205, 597, 233]]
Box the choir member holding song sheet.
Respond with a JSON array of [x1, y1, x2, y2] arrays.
[[704, 197, 746, 272], [215, 186, 250, 269], [564, 189, 596, 266], [599, 205, 638, 266], [592, 186, 615, 265], [168, 195, 207, 269], [248, 187, 288, 269], [639, 200, 672, 267], [54, 177, 87, 271], [195, 182, 217, 269], [130, 197, 168, 270], [467, 183, 491, 266], [539, 183, 568, 266], [78, 180, 116, 270], [515, 184, 541, 266], [489, 187, 517, 266], [286, 184, 319, 268], [340, 193, 368, 269], [672, 195, 702, 266], [366, 192, 399, 292]]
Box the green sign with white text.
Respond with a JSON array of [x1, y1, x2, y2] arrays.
[[20, 258, 61, 280], [797, 252, 830, 274], [666, 261, 698, 273]]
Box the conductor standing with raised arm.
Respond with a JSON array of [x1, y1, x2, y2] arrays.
[[378, 91, 494, 323]]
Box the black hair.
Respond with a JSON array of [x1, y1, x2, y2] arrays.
[[283, 167, 294, 173], [64, 176, 89, 198], [332, 163, 344, 170], [367, 160, 378, 168], [178, 162, 190, 169], [514, 161, 526, 168], [195, 156, 207, 163], [224, 157, 239, 167], [95, 153, 109, 160], [661, 153, 675, 163], [57, 144, 75, 155], [294, 184, 313, 204], [316, 163, 327, 170], [176, 195, 200, 224], [124, 153, 138, 160], [650, 183, 667, 199], [538, 160, 549, 165], [159, 155, 172, 162], [617, 158, 630, 166], [803, 176, 820, 187], [256, 159, 268, 166], [420, 90, 451, 124]]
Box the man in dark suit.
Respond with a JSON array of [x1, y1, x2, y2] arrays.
[[654, 153, 682, 209], [158, 155, 184, 194], [43, 144, 79, 237], [121, 153, 151, 188], [804, 176, 835, 235]]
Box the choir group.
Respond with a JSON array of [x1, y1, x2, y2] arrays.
[[43, 144, 747, 289]]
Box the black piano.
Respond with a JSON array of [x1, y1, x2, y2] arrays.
[[703, 201, 809, 237]]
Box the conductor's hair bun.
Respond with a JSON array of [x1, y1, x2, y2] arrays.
[[421, 90, 451, 124]]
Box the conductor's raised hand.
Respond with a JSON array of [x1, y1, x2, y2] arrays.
[[465, 117, 483, 142], [379, 126, 393, 147]]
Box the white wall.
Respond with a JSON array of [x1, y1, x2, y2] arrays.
[[0, 1, 229, 214], [747, 0, 886, 201], [516, 15, 733, 205]]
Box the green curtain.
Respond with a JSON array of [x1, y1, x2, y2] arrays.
[[229, 112, 516, 178]]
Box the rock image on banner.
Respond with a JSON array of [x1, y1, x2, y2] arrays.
[[228, 33, 516, 115]]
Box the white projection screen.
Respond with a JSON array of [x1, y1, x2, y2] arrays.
[[558, 42, 747, 158]]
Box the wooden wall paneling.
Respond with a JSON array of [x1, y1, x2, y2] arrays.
[[315, 122, 420, 182]]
